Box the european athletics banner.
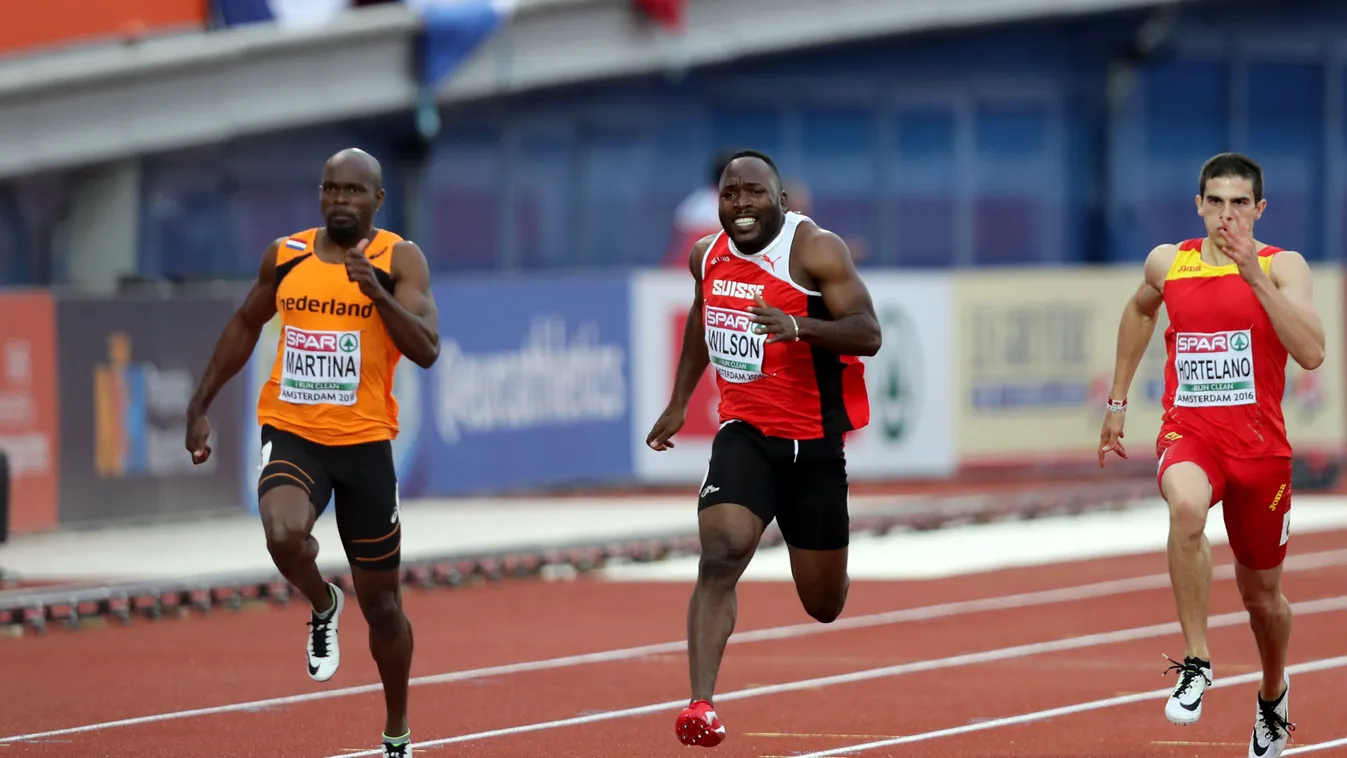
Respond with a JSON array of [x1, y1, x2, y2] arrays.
[[401, 272, 635, 497]]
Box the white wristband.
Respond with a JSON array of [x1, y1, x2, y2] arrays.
[[788, 315, 800, 341]]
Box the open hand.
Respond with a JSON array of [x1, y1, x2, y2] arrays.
[[646, 404, 686, 451], [748, 295, 800, 344], [1097, 409, 1127, 467]]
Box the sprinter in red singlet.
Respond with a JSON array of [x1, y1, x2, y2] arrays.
[[1100, 153, 1324, 758], [646, 149, 880, 748]]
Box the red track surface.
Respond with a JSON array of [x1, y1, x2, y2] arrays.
[[5, 530, 1347, 757]]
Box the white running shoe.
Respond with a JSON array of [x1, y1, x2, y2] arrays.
[[306, 583, 343, 682], [382, 733, 412, 757], [1163, 655, 1213, 725], [1249, 675, 1293, 758]]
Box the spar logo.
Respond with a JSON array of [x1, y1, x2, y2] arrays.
[[706, 308, 753, 331], [286, 330, 358, 353], [1177, 332, 1247, 352]]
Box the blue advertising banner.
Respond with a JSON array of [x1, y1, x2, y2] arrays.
[[404, 273, 634, 496]]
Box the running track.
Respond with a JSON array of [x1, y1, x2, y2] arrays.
[[4, 529, 1347, 756]]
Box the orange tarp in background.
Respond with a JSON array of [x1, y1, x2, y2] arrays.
[[0, 0, 207, 57]]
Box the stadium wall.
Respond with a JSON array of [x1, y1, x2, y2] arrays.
[[8, 0, 1347, 286]]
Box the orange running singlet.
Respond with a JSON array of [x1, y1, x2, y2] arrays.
[[256, 228, 404, 447]]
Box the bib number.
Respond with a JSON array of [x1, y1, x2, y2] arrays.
[[1173, 329, 1255, 407], [705, 306, 767, 383], [280, 326, 362, 405]]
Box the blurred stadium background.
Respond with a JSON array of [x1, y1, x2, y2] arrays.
[[0, 0, 1344, 623]]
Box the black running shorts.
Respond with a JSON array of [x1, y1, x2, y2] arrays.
[[257, 424, 403, 571], [696, 420, 850, 551]]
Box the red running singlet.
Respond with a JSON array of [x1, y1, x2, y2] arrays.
[[699, 212, 869, 440], [1159, 238, 1291, 459]]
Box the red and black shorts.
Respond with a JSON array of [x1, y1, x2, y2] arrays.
[[1156, 431, 1292, 570]]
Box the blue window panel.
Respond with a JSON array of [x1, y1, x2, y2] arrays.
[[577, 127, 666, 266], [424, 129, 504, 272], [1141, 60, 1231, 249], [710, 107, 784, 158], [651, 103, 717, 265], [889, 106, 958, 267], [512, 127, 576, 269], [230, 187, 313, 274], [798, 108, 878, 265], [971, 99, 1054, 265], [1246, 61, 1324, 259]]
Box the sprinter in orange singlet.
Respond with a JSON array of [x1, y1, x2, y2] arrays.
[[1099, 153, 1325, 758], [185, 148, 439, 758]]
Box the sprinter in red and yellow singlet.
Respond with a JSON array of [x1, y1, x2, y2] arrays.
[[645, 149, 881, 748], [1100, 153, 1325, 757], [184, 148, 440, 757]]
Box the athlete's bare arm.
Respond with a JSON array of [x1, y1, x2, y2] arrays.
[[646, 235, 716, 451], [755, 225, 880, 356], [372, 241, 440, 369], [186, 239, 283, 463], [1099, 244, 1175, 465], [1255, 251, 1326, 371]]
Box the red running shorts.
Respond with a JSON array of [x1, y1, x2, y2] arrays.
[[1156, 431, 1292, 570]]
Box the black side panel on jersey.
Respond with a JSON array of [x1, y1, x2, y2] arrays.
[[275, 253, 311, 287], [806, 294, 853, 436]]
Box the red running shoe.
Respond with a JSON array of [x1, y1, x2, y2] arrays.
[[675, 699, 726, 747]]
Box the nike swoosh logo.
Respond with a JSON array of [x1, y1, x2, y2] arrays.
[[1180, 698, 1202, 711], [1252, 738, 1270, 756], [308, 662, 320, 675]]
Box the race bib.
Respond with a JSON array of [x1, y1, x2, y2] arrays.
[[1173, 329, 1255, 407], [705, 306, 767, 383], [280, 326, 362, 405]]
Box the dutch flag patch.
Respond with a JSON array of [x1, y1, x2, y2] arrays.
[[285, 239, 307, 251]]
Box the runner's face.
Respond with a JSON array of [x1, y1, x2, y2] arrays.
[[719, 158, 786, 254], [320, 162, 383, 238], [1196, 176, 1265, 243]]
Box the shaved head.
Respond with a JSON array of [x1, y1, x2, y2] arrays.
[[320, 147, 386, 247], [326, 148, 383, 190]]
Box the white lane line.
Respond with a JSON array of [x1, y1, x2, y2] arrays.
[[4, 547, 1345, 745], [322, 593, 1347, 757], [791, 655, 1347, 757], [1285, 736, 1347, 755]]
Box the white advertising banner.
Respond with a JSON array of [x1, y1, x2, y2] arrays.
[[630, 269, 955, 483]]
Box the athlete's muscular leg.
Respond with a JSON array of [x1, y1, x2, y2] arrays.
[[688, 503, 766, 702], [352, 566, 414, 737], [1235, 562, 1292, 700], [260, 486, 334, 613], [787, 547, 848, 623], [1161, 462, 1215, 661]]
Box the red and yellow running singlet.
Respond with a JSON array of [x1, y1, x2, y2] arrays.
[[1159, 238, 1290, 459], [256, 228, 403, 446]]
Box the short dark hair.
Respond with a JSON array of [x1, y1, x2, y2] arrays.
[[720, 149, 781, 185], [1199, 152, 1263, 202]]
